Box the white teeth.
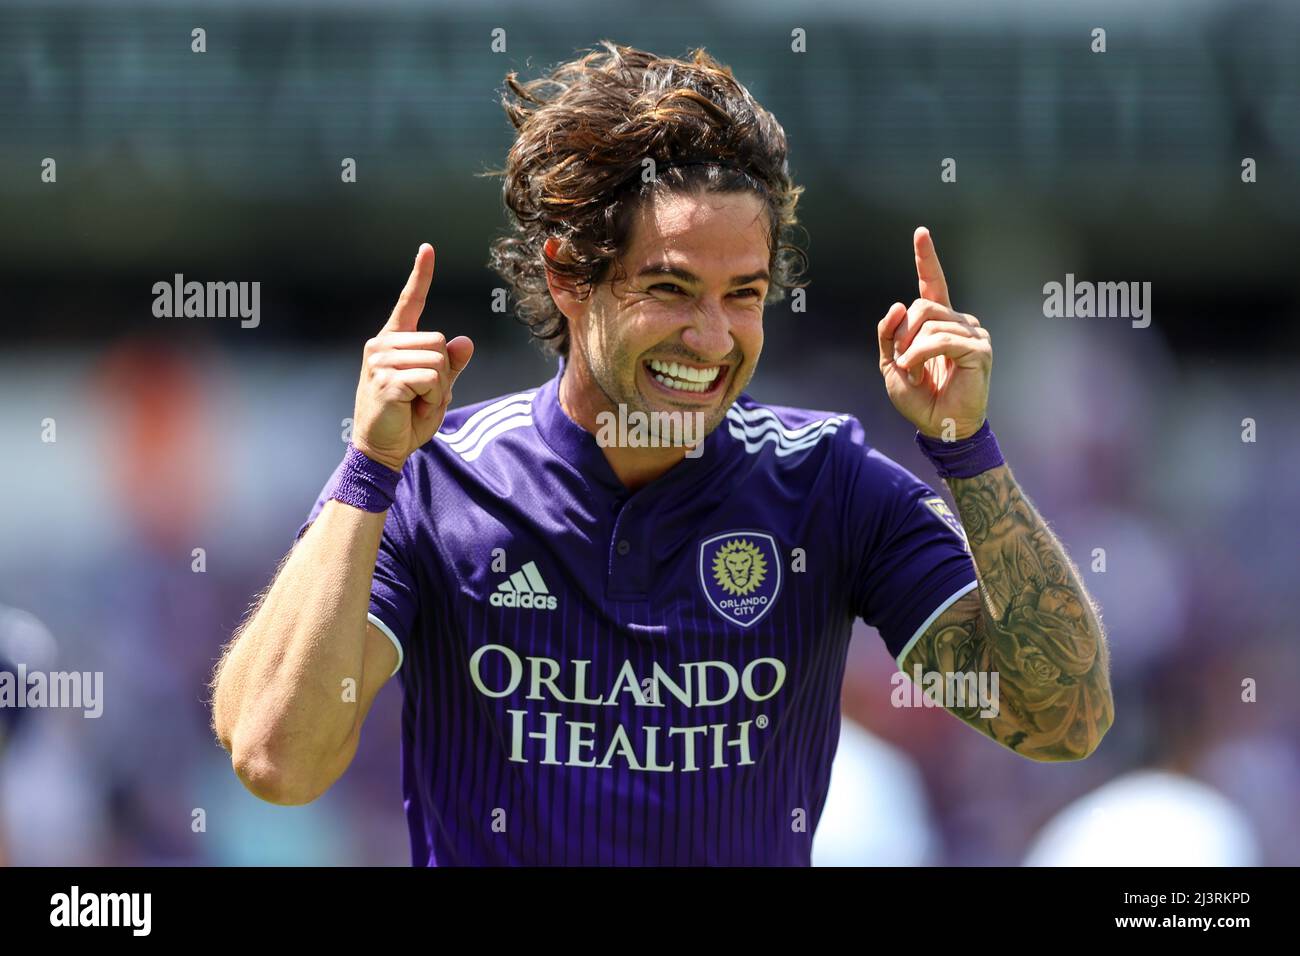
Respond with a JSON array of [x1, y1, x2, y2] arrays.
[[650, 367, 709, 393], [647, 359, 721, 386]]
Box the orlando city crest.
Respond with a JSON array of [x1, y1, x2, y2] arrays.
[[698, 531, 782, 629]]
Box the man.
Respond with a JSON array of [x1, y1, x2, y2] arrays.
[[211, 42, 1113, 865]]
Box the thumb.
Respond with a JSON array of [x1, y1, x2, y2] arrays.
[[445, 335, 475, 385]]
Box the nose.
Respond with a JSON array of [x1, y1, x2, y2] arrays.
[[680, 301, 735, 362]]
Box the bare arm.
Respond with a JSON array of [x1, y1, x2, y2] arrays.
[[901, 465, 1114, 761], [209, 243, 473, 804], [210, 502, 397, 804]]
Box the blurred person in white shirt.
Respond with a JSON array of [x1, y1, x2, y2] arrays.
[[812, 716, 938, 866], [1023, 769, 1259, 866]]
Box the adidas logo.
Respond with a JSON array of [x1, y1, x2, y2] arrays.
[[489, 561, 558, 611]]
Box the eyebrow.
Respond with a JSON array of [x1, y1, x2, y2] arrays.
[[636, 263, 771, 287]]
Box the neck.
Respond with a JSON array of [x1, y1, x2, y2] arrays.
[[558, 358, 688, 492]]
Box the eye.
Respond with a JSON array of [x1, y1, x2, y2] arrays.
[[650, 283, 686, 295], [731, 288, 761, 299]]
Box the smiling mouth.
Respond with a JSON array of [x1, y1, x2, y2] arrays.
[[643, 358, 728, 397]]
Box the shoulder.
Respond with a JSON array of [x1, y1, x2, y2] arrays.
[[420, 386, 541, 465], [725, 395, 938, 505], [724, 394, 854, 464], [388, 386, 543, 513]]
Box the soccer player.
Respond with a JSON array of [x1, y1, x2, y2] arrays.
[[211, 42, 1113, 865]]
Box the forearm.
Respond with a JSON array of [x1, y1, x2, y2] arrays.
[[212, 499, 385, 802], [945, 463, 1114, 760]]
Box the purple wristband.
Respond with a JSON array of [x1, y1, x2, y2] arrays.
[[915, 419, 1005, 479], [326, 443, 403, 513]]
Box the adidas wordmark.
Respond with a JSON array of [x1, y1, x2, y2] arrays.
[[490, 561, 558, 611]]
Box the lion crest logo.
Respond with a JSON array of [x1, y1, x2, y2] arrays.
[[712, 538, 767, 596], [698, 532, 782, 628]]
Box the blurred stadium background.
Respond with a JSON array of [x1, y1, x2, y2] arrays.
[[1, 0, 1298, 865]]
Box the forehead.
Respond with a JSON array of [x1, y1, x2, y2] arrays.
[[622, 189, 770, 275]]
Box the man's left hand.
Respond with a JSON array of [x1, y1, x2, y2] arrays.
[[877, 227, 992, 439]]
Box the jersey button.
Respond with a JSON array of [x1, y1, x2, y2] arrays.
[[616, 539, 631, 556]]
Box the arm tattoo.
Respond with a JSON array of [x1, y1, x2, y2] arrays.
[[903, 465, 1114, 761]]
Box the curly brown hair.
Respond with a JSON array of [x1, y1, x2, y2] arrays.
[[484, 40, 808, 358]]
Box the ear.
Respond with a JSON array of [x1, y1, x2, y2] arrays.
[[543, 237, 587, 324]]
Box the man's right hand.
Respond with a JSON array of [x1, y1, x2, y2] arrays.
[[353, 244, 474, 472]]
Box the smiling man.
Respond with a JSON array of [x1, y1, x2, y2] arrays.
[[550, 185, 769, 489], [210, 41, 1113, 866]]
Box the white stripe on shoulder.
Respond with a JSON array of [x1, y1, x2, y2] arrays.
[[728, 412, 850, 446], [459, 413, 534, 462], [728, 404, 846, 440], [726, 405, 850, 457], [436, 391, 535, 452], [442, 400, 533, 453]]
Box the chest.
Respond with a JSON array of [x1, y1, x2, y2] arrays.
[[406, 478, 857, 777], [420, 482, 854, 688]]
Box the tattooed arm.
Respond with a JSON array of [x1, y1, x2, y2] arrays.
[[900, 465, 1114, 760], [877, 227, 1113, 759], [873, 227, 1107, 759]]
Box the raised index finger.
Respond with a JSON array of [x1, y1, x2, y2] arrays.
[[913, 226, 951, 310], [384, 243, 435, 333]]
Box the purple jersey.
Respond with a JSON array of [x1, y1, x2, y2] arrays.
[[299, 364, 976, 865]]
